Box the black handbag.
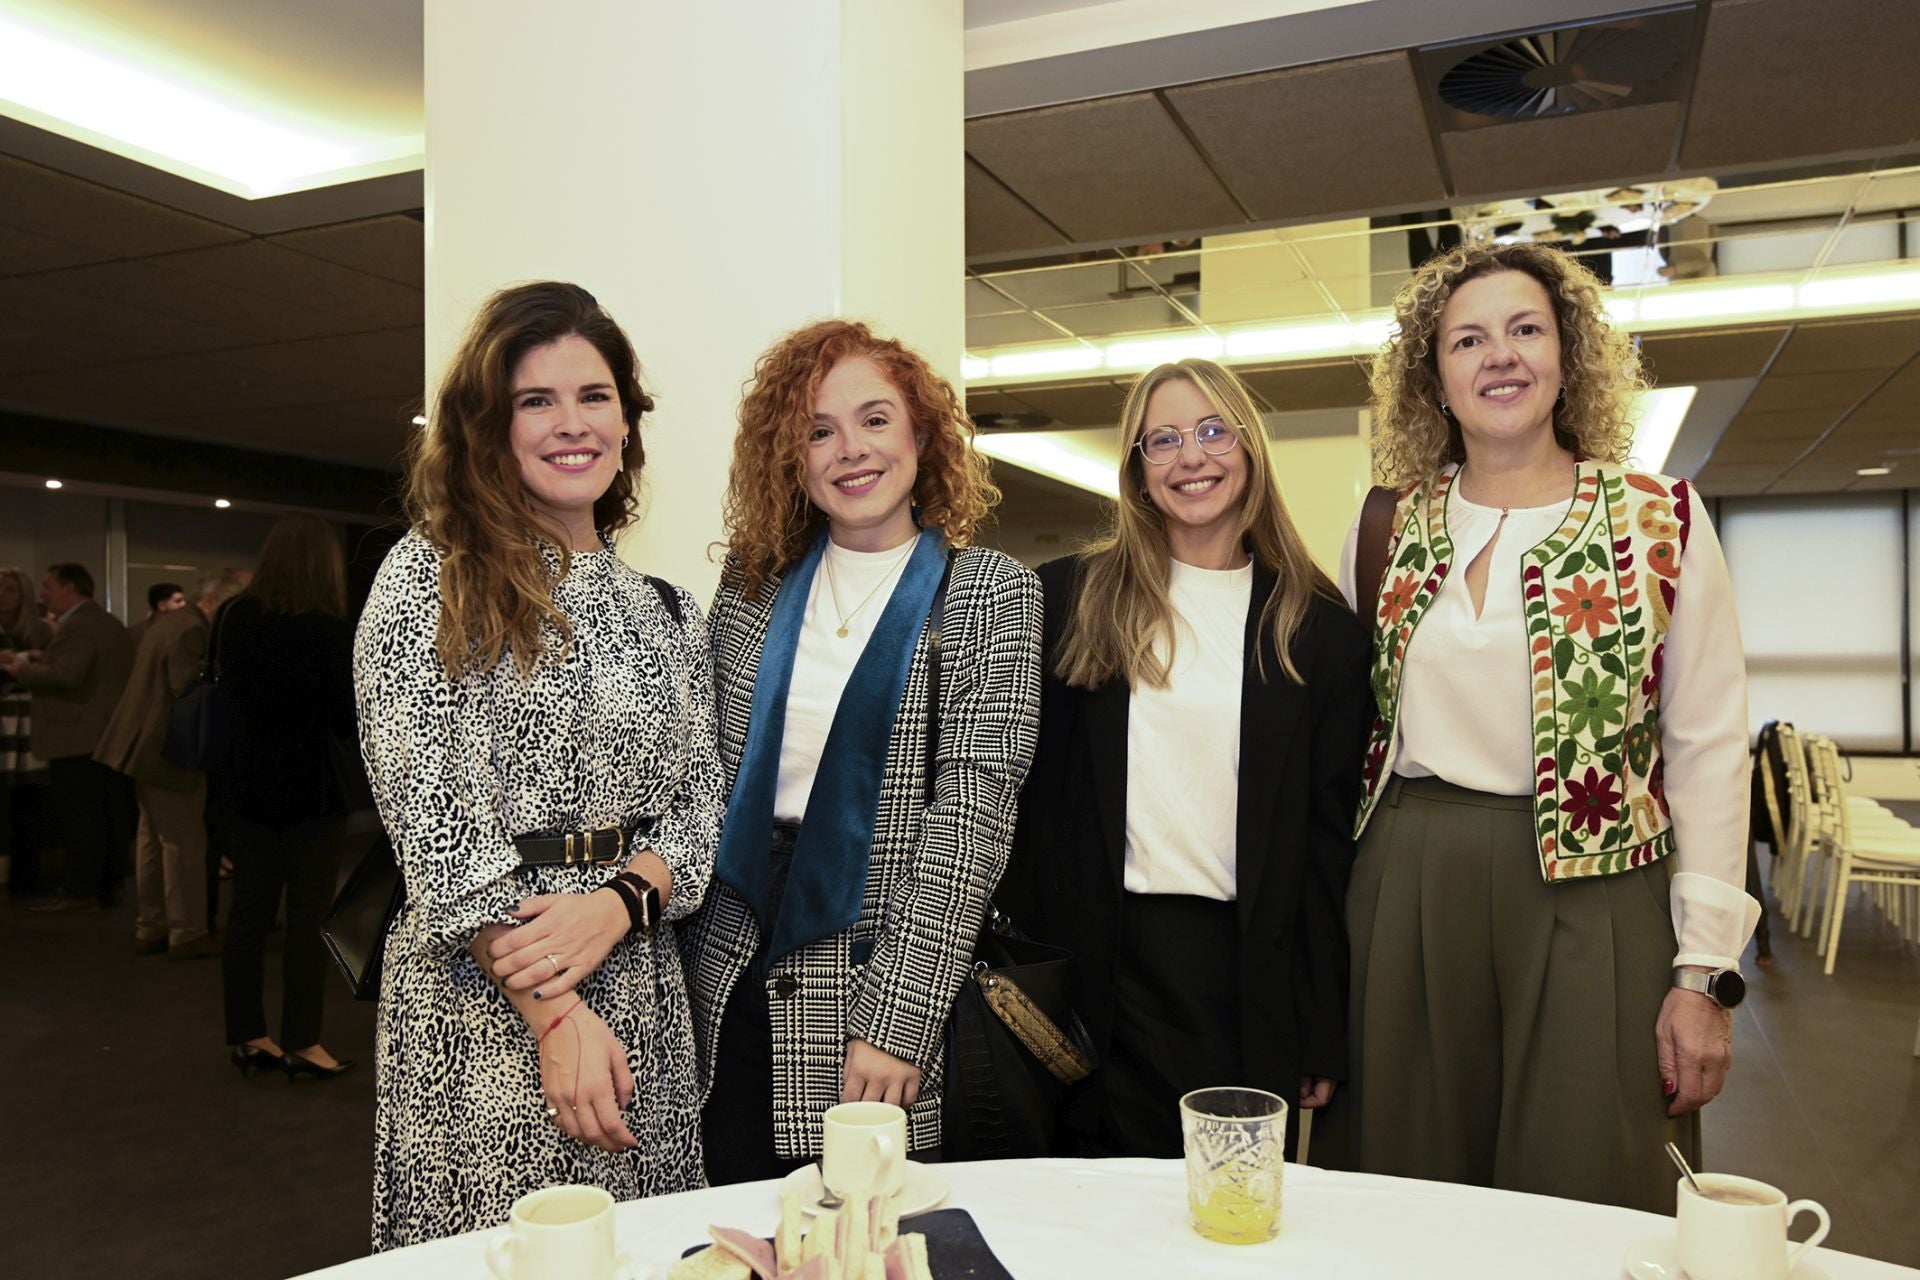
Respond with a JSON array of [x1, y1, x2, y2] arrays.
[[163, 599, 233, 771], [322, 828, 402, 1000], [924, 556, 1096, 1159]]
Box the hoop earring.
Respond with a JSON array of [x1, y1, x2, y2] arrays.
[[620, 433, 630, 450], [1439, 401, 1450, 417]]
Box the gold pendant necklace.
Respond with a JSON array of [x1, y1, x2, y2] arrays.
[[823, 538, 917, 638]]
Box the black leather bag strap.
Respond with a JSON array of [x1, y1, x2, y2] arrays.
[[643, 575, 682, 628], [922, 551, 954, 801], [1355, 484, 1399, 619]]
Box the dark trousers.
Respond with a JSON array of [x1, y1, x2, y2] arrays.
[[222, 813, 343, 1049], [51, 755, 130, 901], [204, 773, 235, 930], [1076, 891, 1241, 1160]]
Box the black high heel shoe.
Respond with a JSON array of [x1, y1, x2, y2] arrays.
[[229, 1044, 278, 1077], [280, 1051, 355, 1081]]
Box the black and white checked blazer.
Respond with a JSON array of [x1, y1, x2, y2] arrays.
[[681, 544, 1042, 1157]]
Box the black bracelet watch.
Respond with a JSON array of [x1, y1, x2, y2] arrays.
[[1672, 966, 1746, 1009], [609, 871, 661, 936]]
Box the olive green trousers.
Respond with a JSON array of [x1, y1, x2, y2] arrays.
[[1318, 775, 1698, 1214]]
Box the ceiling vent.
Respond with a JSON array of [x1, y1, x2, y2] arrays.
[[1418, 5, 1701, 132]]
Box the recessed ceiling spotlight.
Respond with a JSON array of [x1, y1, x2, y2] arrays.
[[214, 498, 232, 509], [1856, 466, 1894, 477], [44, 478, 62, 489], [411, 414, 427, 427]]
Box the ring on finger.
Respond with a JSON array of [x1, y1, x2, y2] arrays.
[[544, 953, 561, 978]]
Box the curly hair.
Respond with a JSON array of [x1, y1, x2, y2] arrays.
[[1368, 242, 1645, 486], [405, 281, 654, 677], [720, 319, 999, 600]]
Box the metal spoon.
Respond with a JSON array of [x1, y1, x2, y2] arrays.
[[815, 1162, 844, 1210], [1665, 1141, 1702, 1195]]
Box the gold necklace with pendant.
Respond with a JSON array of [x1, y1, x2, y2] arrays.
[[822, 537, 917, 638]]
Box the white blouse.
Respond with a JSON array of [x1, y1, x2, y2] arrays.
[[1123, 558, 1251, 901], [1339, 483, 1760, 972], [774, 537, 914, 821]]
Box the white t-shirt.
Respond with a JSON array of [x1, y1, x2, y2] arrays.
[[1123, 558, 1252, 901], [1338, 482, 1759, 970], [774, 538, 914, 822]]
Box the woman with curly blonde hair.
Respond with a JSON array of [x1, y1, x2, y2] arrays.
[[356, 281, 722, 1246], [1323, 242, 1756, 1212], [684, 319, 1042, 1183]]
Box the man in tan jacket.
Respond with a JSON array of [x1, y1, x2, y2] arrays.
[[96, 571, 244, 956], [0, 564, 135, 911]]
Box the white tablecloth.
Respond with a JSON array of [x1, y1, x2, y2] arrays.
[[299, 1158, 1916, 1279]]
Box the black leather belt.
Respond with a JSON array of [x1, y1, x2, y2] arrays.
[[513, 824, 628, 868]]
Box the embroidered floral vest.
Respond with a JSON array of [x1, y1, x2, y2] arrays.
[[1355, 462, 1692, 882]]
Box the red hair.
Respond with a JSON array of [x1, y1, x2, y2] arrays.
[[720, 320, 998, 600]]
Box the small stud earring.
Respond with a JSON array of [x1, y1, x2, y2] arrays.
[[1439, 401, 1450, 416]]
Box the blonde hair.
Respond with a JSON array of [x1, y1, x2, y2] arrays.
[[1368, 242, 1644, 486], [405, 282, 653, 677], [1054, 359, 1341, 690], [719, 320, 999, 600]]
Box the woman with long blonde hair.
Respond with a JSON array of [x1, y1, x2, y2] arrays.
[[1003, 358, 1371, 1158], [1323, 242, 1754, 1212], [683, 319, 1042, 1183], [355, 282, 722, 1247]]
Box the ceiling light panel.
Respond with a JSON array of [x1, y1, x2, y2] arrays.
[[0, 12, 423, 199]]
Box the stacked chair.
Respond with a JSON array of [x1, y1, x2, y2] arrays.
[[1789, 734, 1920, 978]]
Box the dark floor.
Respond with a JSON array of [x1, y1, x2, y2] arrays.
[[3, 846, 1917, 1278]]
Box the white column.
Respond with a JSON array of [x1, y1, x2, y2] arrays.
[[424, 0, 964, 601]]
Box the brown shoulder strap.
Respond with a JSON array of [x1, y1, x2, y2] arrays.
[[1355, 484, 1399, 619]]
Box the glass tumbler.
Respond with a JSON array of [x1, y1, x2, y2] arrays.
[[1179, 1086, 1287, 1244]]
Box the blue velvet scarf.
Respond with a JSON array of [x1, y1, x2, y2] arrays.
[[715, 527, 948, 962]]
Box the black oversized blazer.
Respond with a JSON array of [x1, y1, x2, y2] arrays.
[[1001, 554, 1374, 1100]]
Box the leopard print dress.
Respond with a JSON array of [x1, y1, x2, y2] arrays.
[[355, 533, 722, 1250]]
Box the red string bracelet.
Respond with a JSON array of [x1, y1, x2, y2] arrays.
[[539, 999, 582, 1045]]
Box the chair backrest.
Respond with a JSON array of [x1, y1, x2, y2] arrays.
[[1776, 723, 1815, 859], [1805, 734, 1854, 848]]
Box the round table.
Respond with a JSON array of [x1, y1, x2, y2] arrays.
[[297, 1158, 1916, 1279]]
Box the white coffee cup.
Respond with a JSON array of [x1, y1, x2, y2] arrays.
[[485, 1185, 638, 1280], [821, 1100, 906, 1199], [1677, 1174, 1830, 1280]]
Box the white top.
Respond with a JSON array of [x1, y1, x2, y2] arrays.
[[774, 537, 914, 821], [1123, 558, 1251, 901], [1339, 484, 1760, 971], [295, 1157, 1920, 1280]]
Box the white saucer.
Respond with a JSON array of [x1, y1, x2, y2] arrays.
[[778, 1161, 949, 1218], [1623, 1235, 1832, 1280]]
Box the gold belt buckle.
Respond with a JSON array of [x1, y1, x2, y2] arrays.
[[595, 825, 622, 865]]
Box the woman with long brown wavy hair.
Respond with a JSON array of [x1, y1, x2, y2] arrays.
[[354, 281, 722, 1248], [1322, 242, 1754, 1212], [682, 319, 1041, 1185], [1001, 358, 1371, 1158]]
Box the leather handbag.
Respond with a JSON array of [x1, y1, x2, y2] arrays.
[[924, 555, 1096, 1159], [322, 827, 402, 1000], [163, 599, 234, 771]]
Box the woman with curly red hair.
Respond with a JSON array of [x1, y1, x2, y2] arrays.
[[683, 319, 1042, 1183], [1322, 243, 1755, 1213]]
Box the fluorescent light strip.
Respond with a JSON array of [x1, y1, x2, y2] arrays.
[[966, 264, 1920, 389], [1626, 386, 1696, 473], [0, 17, 420, 198], [973, 433, 1119, 499]]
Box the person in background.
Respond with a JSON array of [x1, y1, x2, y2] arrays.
[[1001, 358, 1370, 1158], [2, 563, 134, 913], [1320, 242, 1755, 1213], [129, 581, 187, 650], [0, 566, 53, 896], [95, 571, 245, 959], [684, 319, 1042, 1182], [356, 282, 720, 1249], [218, 514, 358, 1080]]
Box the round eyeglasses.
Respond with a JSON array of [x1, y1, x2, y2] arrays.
[[1135, 416, 1242, 465]]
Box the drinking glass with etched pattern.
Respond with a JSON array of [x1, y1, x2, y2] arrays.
[[1179, 1086, 1287, 1244]]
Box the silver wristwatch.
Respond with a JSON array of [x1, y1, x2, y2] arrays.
[[1672, 966, 1746, 1009]]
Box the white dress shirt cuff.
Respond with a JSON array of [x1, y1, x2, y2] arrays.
[[1670, 870, 1762, 971]]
